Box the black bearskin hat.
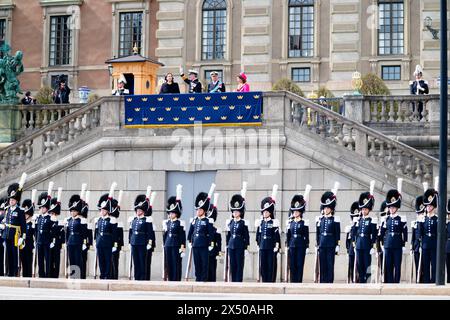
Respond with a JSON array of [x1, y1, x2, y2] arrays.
[[379, 200, 388, 216], [68, 195, 83, 213], [229, 194, 245, 218], [385, 189, 401, 208], [37, 192, 51, 209], [134, 194, 149, 214], [320, 191, 336, 211], [423, 188, 438, 208], [97, 193, 113, 213], [110, 199, 120, 218], [415, 196, 425, 214], [48, 198, 61, 215], [260, 196, 275, 218], [194, 192, 210, 211], [22, 199, 34, 216], [350, 201, 360, 218], [7, 183, 22, 203], [290, 195, 306, 213], [358, 192, 374, 211], [166, 196, 182, 218]]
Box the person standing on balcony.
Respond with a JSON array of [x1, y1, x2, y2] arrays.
[[159, 73, 180, 94], [207, 71, 226, 93], [180, 68, 202, 93], [53, 79, 71, 104], [409, 65, 429, 120], [21, 91, 35, 105], [236, 72, 250, 92]]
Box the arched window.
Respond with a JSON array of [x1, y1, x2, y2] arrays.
[[288, 0, 314, 58], [202, 0, 227, 60]]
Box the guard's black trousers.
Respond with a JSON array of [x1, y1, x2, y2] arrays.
[[49, 247, 61, 278], [37, 244, 51, 278], [164, 246, 181, 281], [446, 253, 450, 283], [81, 248, 88, 279], [145, 249, 153, 281], [207, 254, 217, 282], [259, 249, 276, 283], [5, 239, 19, 277], [68, 244, 82, 278], [348, 253, 355, 283], [229, 248, 245, 282], [132, 245, 146, 281], [319, 247, 335, 283], [289, 247, 306, 283], [356, 249, 372, 283], [422, 248, 436, 283], [111, 250, 120, 280], [384, 248, 402, 283], [193, 247, 209, 282], [20, 248, 33, 277], [97, 246, 112, 279]]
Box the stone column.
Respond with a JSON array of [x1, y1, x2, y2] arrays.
[[0, 105, 21, 143], [343, 95, 368, 157]]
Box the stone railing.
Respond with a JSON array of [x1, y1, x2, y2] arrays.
[[0, 99, 113, 179], [16, 103, 84, 138], [277, 91, 440, 184]]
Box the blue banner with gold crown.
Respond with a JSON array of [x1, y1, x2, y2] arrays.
[[124, 92, 263, 128]]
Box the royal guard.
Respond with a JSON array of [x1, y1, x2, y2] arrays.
[[207, 193, 222, 282], [226, 182, 250, 282], [35, 182, 55, 278], [180, 68, 202, 93], [187, 184, 216, 282], [20, 190, 36, 277], [380, 178, 408, 283], [163, 184, 186, 281], [446, 199, 450, 284], [346, 201, 359, 283], [286, 185, 311, 283], [0, 197, 7, 276], [352, 181, 378, 283], [377, 200, 388, 281], [129, 188, 156, 281], [1, 174, 27, 277], [95, 182, 118, 280], [144, 188, 156, 281], [65, 185, 88, 279], [410, 184, 426, 283], [49, 188, 65, 278], [80, 191, 92, 279], [256, 185, 281, 283], [316, 182, 341, 283], [110, 192, 124, 280], [409, 65, 429, 119], [420, 178, 439, 283]]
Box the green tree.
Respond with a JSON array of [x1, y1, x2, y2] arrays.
[[272, 78, 304, 97], [317, 86, 335, 98], [360, 73, 391, 95], [36, 86, 54, 104]]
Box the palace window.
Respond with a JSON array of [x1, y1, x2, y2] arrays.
[[288, 0, 314, 58], [49, 15, 72, 66], [292, 67, 311, 82], [378, 1, 404, 55], [202, 0, 227, 60], [119, 12, 143, 57], [381, 65, 401, 80]]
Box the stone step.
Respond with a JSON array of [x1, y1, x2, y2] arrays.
[[0, 277, 448, 296]]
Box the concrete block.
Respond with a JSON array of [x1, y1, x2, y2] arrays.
[[0, 277, 30, 288], [242, 170, 282, 190], [72, 152, 103, 171], [109, 281, 193, 292], [215, 170, 242, 190], [323, 170, 352, 190], [89, 171, 128, 191], [138, 171, 166, 190], [297, 169, 324, 190], [114, 151, 152, 171], [126, 171, 140, 191], [283, 150, 312, 169], [102, 151, 115, 170], [282, 170, 297, 190], [66, 171, 90, 191]]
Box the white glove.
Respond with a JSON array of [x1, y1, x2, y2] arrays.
[[402, 247, 406, 255], [0, 224, 5, 230], [188, 243, 192, 249], [273, 247, 279, 253], [146, 244, 151, 250], [208, 246, 213, 251], [305, 248, 310, 255], [49, 242, 55, 249], [82, 244, 87, 251], [381, 246, 385, 254], [179, 67, 184, 75], [17, 238, 24, 247], [335, 245, 340, 255], [180, 251, 185, 258], [370, 248, 375, 255], [245, 249, 249, 256], [112, 247, 117, 253]]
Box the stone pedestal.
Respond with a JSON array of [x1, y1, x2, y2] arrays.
[[0, 105, 21, 143]]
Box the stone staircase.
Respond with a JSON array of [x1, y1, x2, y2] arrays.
[[0, 91, 447, 282]]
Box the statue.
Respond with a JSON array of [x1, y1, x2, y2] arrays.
[[351, 71, 363, 96], [0, 42, 24, 104]]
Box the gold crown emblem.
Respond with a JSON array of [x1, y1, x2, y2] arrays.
[[142, 117, 148, 122], [181, 107, 187, 111], [189, 97, 195, 101], [170, 204, 175, 210], [204, 116, 211, 121], [420, 204, 424, 210], [234, 201, 239, 207], [150, 107, 156, 112], [428, 195, 433, 202], [157, 97, 164, 101], [363, 199, 369, 204], [245, 105, 251, 110], [189, 117, 195, 121], [295, 201, 300, 207], [127, 98, 132, 102], [391, 197, 396, 202], [165, 107, 171, 111], [127, 118, 133, 122], [326, 199, 331, 204], [221, 96, 227, 100], [229, 105, 235, 110], [173, 97, 179, 101], [141, 97, 148, 102], [253, 115, 260, 120], [198, 200, 204, 207], [253, 95, 260, 99], [221, 116, 227, 120], [237, 115, 243, 120], [173, 117, 179, 122], [205, 96, 211, 101], [134, 108, 140, 112], [197, 107, 203, 111], [264, 203, 270, 209], [157, 117, 164, 122], [237, 95, 243, 100], [213, 106, 219, 110]]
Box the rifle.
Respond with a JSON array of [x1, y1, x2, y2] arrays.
[[64, 225, 68, 279], [374, 252, 380, 284], [381, 247, 386, 283], [162, 246, 167, 281], [129, 246, 133, 280], [284, 248, 289, 283], [17, 241, 21, 277], [184, 244, 193, 281], [32, 246, 37, 277], [223, 249, 229, 282], [353, 246, 358, 283], [93, 246, 98, 279], [416, 247, 422, 284], [313, 247, 320, 283], [409, 249, 414, 283], [257, 248, 261, 282]]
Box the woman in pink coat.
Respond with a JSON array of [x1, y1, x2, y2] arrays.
[[236, 72, 250, 92]]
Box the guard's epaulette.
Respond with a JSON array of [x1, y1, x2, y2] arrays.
[[424, 80, 429, 85], [401, 215, 407, 222], [285, 220, 291, 231], [371, 217, 378, 224], [409, 80, 414, 85], [315, 216, 322, 223], [128, 216, 134, 223], [254, 218, 262, 228], [380, 216, 386, 224], [64, 216, 70, 223], [88, 223, 94, 230], [334, 216, 340, 223], [243, 219, 249, 226], [80, 218, 87, 225], [162, 220, 168, 231], [180, 220, 186, 228], [344, 225, 352, 233], [272, 219, 280, 228], [190, 217, 195, 224], [94, 217, 99, 224], [118, 222, 124, 228], [216, 227, 222, 234], [110, 217, 117, 224], [208, 218, 215, 225], [411, 221, 416, 228], [225, 219, 231, 231], [146, 216, 153, 223], [352, 217, 359, 224], [304, 219, 310, 227]]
